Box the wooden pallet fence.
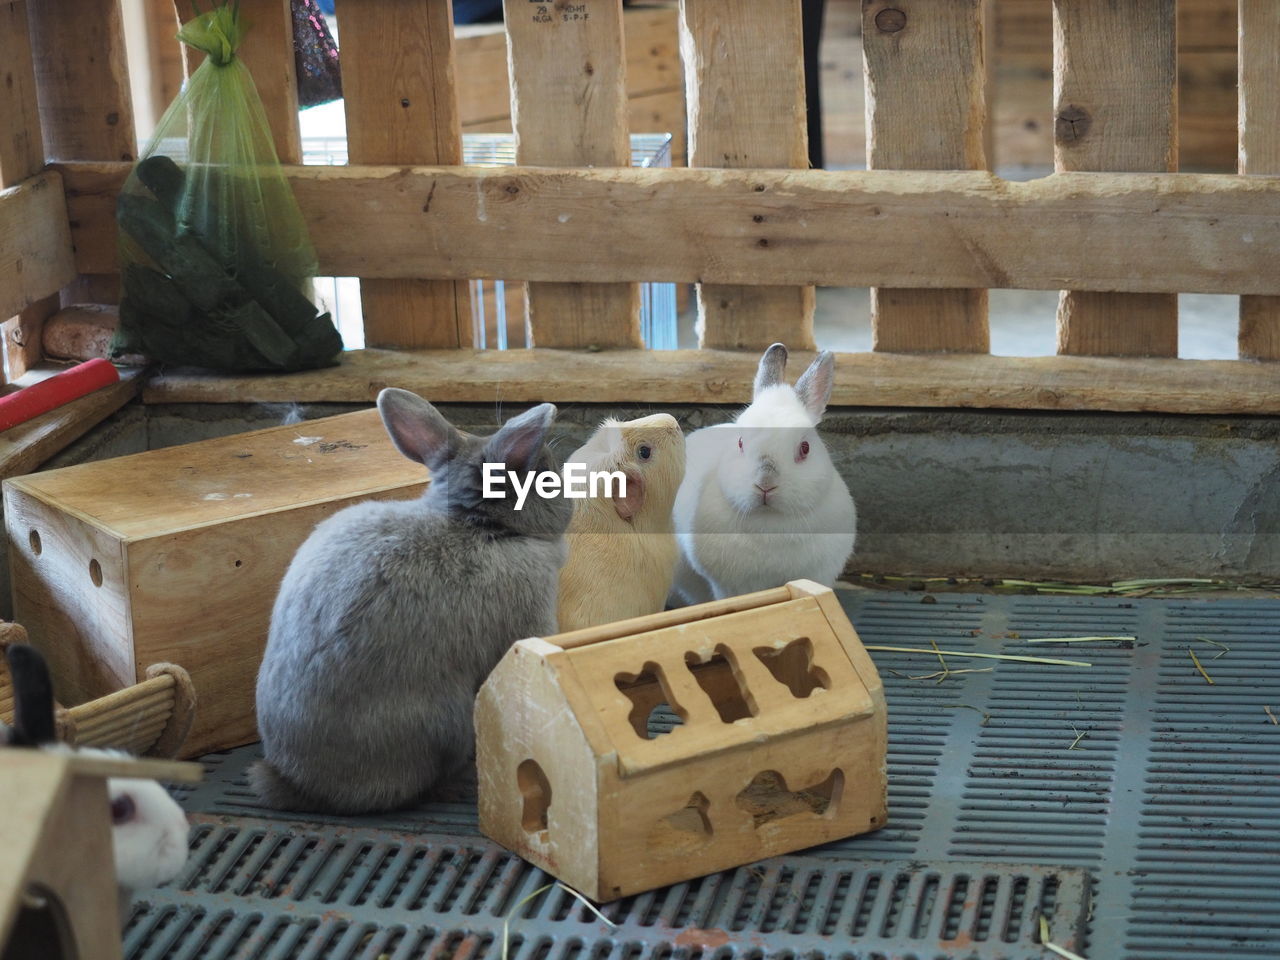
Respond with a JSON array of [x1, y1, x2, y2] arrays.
[[1237, 1, 1280, 360], [504, 0, 641, 349], [680, 0, 815, 351], [1052, 0, 1179, 358], [863, 0, 990, 354], [337, 0, 474, 349]]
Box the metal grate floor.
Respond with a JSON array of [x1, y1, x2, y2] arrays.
[[132, 591, 1280, 960]]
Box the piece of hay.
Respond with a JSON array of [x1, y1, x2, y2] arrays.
[[1039, 916, 1086, 960], [1188, 648, 1215, 685], [1067, 724, 1087, 751], [1193, 636, 1231, 660], [503, 882, 614, 960], [1265, 705, 1277, 726], [865, 646, 1091, 667], [1025, 636, 1135, 646], [942, 703, 991, 726]]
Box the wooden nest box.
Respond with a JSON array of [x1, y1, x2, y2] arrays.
[[476, 580, 888, 901]]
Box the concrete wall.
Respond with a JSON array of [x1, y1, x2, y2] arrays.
[[5, 400, 1276, 618]]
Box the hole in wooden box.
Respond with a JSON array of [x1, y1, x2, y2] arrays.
[[615, 662, 685, 740], [7, 884, 77, 960], [685, 645, 757, 723], [734, 769, 844, 828], [648, 790, 713, 857], [28, 529, 41, 555], [517, 759, 551, 833], [753, 637, 829, 698], [88, 559, 103, 588]]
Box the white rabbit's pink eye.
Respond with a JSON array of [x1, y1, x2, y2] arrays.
[[797, 440, 810, 462], [111, 793, 137, 824], [737, 437, 744, 452]]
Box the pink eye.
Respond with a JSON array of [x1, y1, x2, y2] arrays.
[[737, 437, 744, 452], [111, 793, 136, 825], [797, 440, 810, 462]]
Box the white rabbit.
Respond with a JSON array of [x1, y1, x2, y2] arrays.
[[3, 644, 190, 926], [670, 343, 856, 603]]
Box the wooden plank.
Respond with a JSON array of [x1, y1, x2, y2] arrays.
[[142, 346, 1280, 416], [337, 0, 473, 349], [0, 369, 143, 482], [0, 0, 44, 185], [0, 172, 76, 321], [25, 0, 137, 163], [455, 7, 683, 127], [1052, 0, 1178, 358], [1, 0, 52, 380], [999, 0, 1237, 54], [1238, 1, 1280, 360], [236, 0, 300, 164], [504, 0, 640, 349], [57, 161, 1280, 296], [863, 0, 990, 354], [680, 0, 814, 350]]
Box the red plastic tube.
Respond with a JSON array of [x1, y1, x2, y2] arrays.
[[0, 358, 121, 432]]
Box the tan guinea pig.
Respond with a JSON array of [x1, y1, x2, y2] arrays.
[[557, 413, 686, 632]]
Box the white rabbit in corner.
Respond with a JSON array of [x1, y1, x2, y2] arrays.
[[670, 342, 856, 603]]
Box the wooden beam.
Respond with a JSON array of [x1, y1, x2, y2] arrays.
[[0, 1, 44, 186], [1238, 1, 1280, 360], [25, 0, 137, 164], [1, 0, 53, 380], [680, 0, 815, 350], [236, 0, 300, 164], [1052, 0, 1178, 358], [142, 347, 1280, 416], [337, 0, 473, 349], [863, 0, 990, 354], [0, 368, 144, 482], [504, 0, 640, 349], [56, 161, 1280, 295], [0, 173, 76, 323]]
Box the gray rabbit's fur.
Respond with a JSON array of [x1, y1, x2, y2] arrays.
[[252, 389, 571, 814]]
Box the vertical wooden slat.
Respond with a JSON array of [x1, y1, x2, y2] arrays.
[[503, 0, 641, 349], [1052, 0, 1178, 358], [680, 0, 815, 351], [0, 0, 53, 379], [1238, 1, 1280, 360], [24, 0, 138, 365], [236, 0, 301, 164], [863, 0, 990, 354], [338, 0, 474, 349]]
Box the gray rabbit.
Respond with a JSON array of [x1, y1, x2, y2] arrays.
[[251, 388, 572, 814]]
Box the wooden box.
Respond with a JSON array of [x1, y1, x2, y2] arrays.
[[475, 580, 888, 901], [4, 409, 427, 758]]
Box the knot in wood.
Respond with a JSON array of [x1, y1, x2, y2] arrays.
[[874, 8, 907, 33], [1055, 105, 1092, 144]]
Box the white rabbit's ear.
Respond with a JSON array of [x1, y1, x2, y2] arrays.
[[377, 388, 462, 467], [754, 343, 789, 398], [794, 351, 835, 422], [485, 403, 557, 473]]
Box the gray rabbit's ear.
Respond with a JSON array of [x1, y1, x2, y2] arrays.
[[377, 388, 461, 467], [7, 644, 56, 747], [753, 343, 789, 398], [485, 403, 557, 473], [794, 351, 835, 422]]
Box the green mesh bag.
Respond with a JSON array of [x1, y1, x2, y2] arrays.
[[114, 2, 342, 372]]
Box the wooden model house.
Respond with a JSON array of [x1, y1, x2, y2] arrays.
[[476, 580, 888, 901]]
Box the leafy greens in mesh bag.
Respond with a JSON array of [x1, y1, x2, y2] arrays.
[[114, 1, 342, 371]]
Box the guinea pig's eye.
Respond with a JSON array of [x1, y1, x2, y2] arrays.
[[111, 793, 137, 825], [737, 437, 744, 453], [796, 440, 810, 462], [637, 444, 653, 461]]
